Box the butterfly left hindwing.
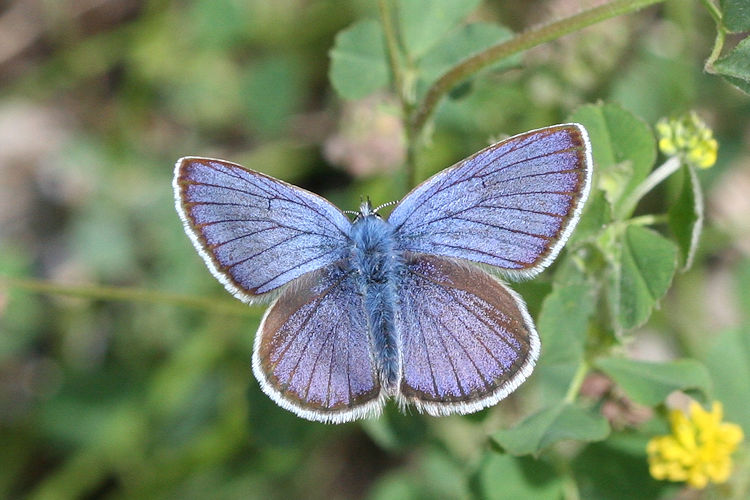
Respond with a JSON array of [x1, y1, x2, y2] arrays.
[[253, 265, 384, 423]]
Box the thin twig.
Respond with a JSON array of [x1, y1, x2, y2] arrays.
[[564, 360, 590, 404], [618, 156, 682, 219], [409, 0, 667, 137], [1, 275, 256, 316]]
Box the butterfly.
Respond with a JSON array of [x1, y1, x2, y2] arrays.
[[173, 123, 592, 424]]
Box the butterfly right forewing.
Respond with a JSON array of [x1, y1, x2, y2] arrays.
[[388, 124, 592, 279]]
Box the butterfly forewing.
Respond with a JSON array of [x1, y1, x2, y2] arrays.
[[395, 254, 539, 415], [253, 264, 384, 423], [388, 124, 592, 279], [173, 157, 352, 300]]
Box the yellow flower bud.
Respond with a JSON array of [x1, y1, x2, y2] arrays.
[[655, 112, 718, 169]]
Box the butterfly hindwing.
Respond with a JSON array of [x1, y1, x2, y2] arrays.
[[395, 254, 539, 415], [388, 124, 592, 279], [253, 264, 384, 423], [173, 157, 352, 300]]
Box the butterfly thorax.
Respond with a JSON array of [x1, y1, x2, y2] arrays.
[[349, 212, 403, 391]]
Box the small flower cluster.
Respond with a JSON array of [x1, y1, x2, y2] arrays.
[[647, 401, 744, 489], [655, 112, 718, 169]]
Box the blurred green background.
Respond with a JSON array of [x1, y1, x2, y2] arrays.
[[1, 0, 749, 498]]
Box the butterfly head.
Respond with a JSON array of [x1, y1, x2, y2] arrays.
[[359, 198, 376, 217], [350, 198, 398, 222], [348, 197, 381, 222]]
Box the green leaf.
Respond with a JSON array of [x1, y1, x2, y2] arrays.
[[360, 404, 428, 452], [720, 0, 750, 33], [370, 448, 469, 499], [368, 472, 419, 500], [537, 284, 596, 367], [397, 0, 481, 58], [611, 225, 678, 330], [668, 166, 703, 271], [720, 74, 750, 94], [568, 189, 612, 246], [714, 36, 750, 95], [416, 22, 517, 97], [569, 103, 656, 218], [700, 328, 750, 433], [492, 402, 610, 456], [572, 440, 670, 500], [595, 357, 712, 406], [535, 283, 596, 400], [420, 449, 470, 499], [328, 20, 389, 99], [478, 453, 562, 500]]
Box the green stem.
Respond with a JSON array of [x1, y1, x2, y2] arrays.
[[562, 473, 582, 500], [409, 0, 666, 136], [618, 156, 681, 219], [699, 0, 722, 26], [628, 213, 668, 226], [701, 0, 726, 73], [377, 0, 418, 193], [1, 275, 255, 316], [564, 360, 590, 404], [405, 139, 418, 192], [378, 0, 406, 102]]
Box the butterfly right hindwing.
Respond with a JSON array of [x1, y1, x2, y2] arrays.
[[395, 254, 540, 416]]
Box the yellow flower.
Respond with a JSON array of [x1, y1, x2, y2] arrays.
[[656, 112, 718, 169], [647, 401, 744, 489]]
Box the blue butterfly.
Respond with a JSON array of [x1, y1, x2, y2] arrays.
[[173, 124, 592, 423]]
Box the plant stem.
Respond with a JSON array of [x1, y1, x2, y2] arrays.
[[409, 0, 667, 137], [378, 0, 418, 192], [564, 360, 590, 404], [699, 0, 722, 26], [628, 213, 668, 226], [378, 0, 405, 103], [702, 0, 726, 73], [618, 156, 682, 219], [1, 275, 255, 316]]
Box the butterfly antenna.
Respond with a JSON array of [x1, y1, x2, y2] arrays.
[[373, 200, 398, 213]]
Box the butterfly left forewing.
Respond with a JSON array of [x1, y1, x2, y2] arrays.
[[173, 157, 352, 302], [395, 254, 539, 415], [253, 264, 384, 423]]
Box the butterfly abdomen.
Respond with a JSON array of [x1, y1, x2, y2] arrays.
[[349, 214, 403, 391]]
